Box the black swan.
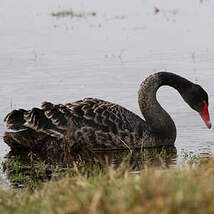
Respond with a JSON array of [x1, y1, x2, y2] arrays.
[[4, 72, 211, 152]]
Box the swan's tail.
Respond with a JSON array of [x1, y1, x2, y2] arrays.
[[4, 102, 69, 139]]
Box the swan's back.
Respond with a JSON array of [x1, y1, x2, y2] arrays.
[[4, 98, 145, 150]]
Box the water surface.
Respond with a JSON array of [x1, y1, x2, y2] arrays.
[[0, 0, 214, 172]]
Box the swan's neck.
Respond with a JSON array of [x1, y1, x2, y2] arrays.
[[138, 72, 192, 141]]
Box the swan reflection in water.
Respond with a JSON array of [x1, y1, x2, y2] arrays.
[[4, 145, 212, 189], [3, 146, 177, 188]]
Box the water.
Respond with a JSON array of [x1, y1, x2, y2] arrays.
[[0, 0, 214, 173]]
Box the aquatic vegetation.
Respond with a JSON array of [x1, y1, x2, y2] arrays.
[[51, 9, 96, 18], [2, 155, 50, 189]]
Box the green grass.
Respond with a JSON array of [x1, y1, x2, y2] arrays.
[[0, 157, 214, 213]]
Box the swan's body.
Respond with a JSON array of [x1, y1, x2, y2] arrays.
[[4, 72, 211, 152]]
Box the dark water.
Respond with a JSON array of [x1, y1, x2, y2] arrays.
[[0, 0, 214, 179]]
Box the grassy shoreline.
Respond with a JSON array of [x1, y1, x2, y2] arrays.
[[0, 157, 214, 214]]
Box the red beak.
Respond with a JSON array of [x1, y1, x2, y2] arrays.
[[200, 101, 211, 129]]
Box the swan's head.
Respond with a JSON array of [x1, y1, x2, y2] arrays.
[[182, 84, 211, 129]]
